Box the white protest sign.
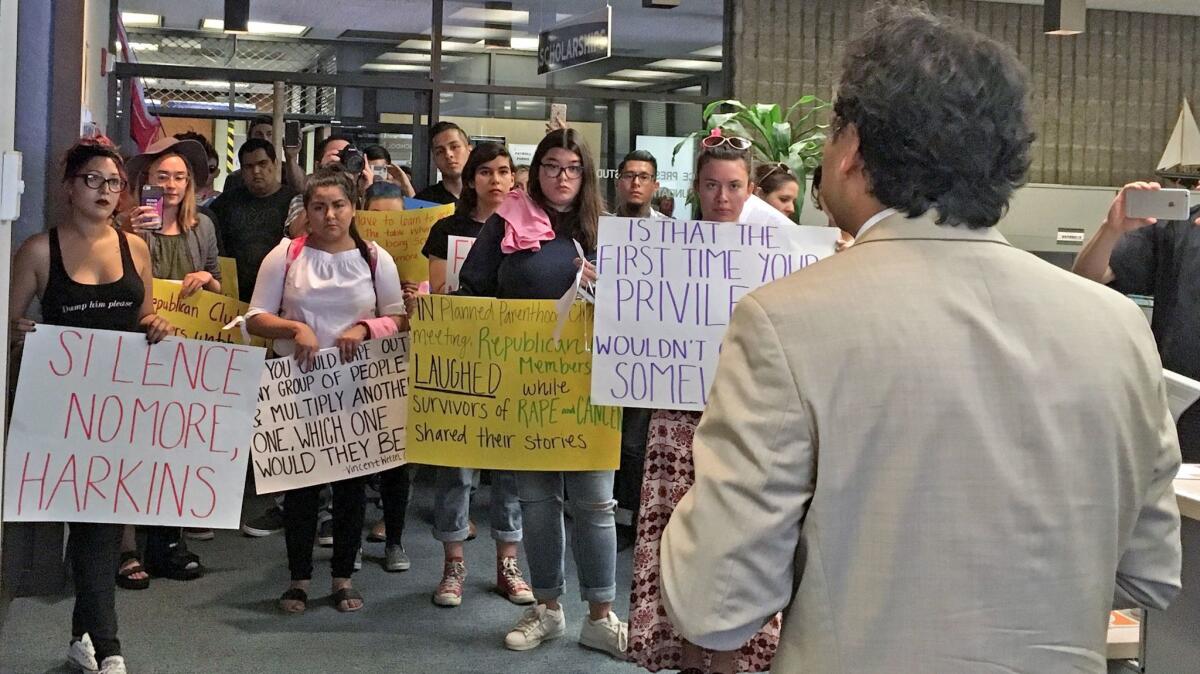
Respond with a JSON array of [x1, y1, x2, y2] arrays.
[[445, 235, 476, 293], [251, 334, 409, 493], [592, 217, 838, 411], [3, 326, 265, 528]]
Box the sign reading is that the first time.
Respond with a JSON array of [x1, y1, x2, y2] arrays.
[[3, 326, 266, 528]]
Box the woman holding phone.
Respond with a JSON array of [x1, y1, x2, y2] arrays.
[[113, 136, 222, 590], [9, 136, 173, 674], [246, 168, 407, 613]]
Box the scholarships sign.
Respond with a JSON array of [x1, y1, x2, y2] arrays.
[[406, 296, 621, 471], [538, 5, 612, 74], [152, 280, 266, 346], [591, 217, 838, 411], [356, 204, 456, 282], [251, 335, 410, 493], [3, 326, 265, 528]]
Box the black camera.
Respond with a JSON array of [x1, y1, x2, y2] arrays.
[[337, 146, 366, 174]]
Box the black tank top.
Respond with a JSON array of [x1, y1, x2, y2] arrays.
[[42, 227, 144, 332]]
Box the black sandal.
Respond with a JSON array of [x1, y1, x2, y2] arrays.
[[116, 551, 150, 590], [331, 586, 364, 613], [278, 587, 308, 614], [145, 544, 203, 581]]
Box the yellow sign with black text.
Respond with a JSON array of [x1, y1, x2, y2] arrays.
[[356, 205, 455, 282], [152, 280, 267, 347]]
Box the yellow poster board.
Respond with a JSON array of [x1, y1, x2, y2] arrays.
[[217, 257, 239, 300], [356, 205, 455, 283], [152, 280, 268, 347], [406, 295, 622, 471]]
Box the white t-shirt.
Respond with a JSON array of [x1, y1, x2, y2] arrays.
[[247, 238, 406, 355]]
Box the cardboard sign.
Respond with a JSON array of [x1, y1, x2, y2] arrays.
[[356, 205, 456, 282], [3, 326, 265, 528], [251, 335, 410, 493], [445, 235, 476, 293], [591, 216, 838, 411], [217, 257, 240, 300], [406, 296, 621, 471], [152, 280, 266, 347]]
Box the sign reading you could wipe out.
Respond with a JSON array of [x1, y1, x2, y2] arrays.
[[405, 296, 621, 471], [3, 326, 266, 528], [591, 217, 839, 411], [251, 335, 410, 494], [538, 5, 612, 75]]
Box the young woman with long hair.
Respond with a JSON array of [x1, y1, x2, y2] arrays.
[[245, 168, 407, 614], [457, 129, 627, 658], [419, 143, 534, 607], [9, 137, 174, 674]]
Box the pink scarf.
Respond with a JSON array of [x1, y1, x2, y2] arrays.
[[498, 189, 555, 254]]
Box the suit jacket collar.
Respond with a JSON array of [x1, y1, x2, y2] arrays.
[[852, 210, 1010, 247]]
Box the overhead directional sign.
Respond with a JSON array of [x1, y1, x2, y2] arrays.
[[538, 5, 612, 75]]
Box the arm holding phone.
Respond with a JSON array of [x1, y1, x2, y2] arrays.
[[1073, 182, 1200, 286]]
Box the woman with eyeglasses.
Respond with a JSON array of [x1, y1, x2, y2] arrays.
[[753, 162, 802, 221], [456, 128, 628, 658], [9, 137, 174, 674], [112, 137, 223, 590], [627, 129, 783, 674]]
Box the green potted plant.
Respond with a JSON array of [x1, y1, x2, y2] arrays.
[[675, 96, 829, 221]]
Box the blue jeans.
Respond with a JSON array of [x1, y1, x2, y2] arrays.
[[517, 470, 617, 604], [432, 468, 522, 543]]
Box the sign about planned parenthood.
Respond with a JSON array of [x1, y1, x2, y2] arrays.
[[591, 217, 838, 411], [406, 296, 621, 471], [4, 326, 265, 528], [251, 335, 409, 493]]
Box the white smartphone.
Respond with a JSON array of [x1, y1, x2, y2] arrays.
[[1126, 188, 1191, 220]]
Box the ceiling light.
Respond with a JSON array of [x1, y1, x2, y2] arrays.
[[439, 26, 513, 40], [692, 45, 723, 58], [608, 69, 690, 80], [674, 85, 702, 94], [647, 59, 723, 72], [378, 52, 431, 63], [1044, 0, 1086, 35], [361, 64, 430, 72], [510, 37, 540, 51], [202, 19, 309, 35], [121, 12, 161, 27], [449, 7, 529, 24], [399, 39, 483, 53], [127, 42, 160, 52], [578, 78, 648, 89]]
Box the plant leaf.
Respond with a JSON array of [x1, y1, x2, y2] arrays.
[[703, 99, 748, 122]]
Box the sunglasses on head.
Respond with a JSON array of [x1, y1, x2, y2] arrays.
[[700, 134, 752, 151]]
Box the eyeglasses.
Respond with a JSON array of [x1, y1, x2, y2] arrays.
[[75, 173, 127, 193], [208, 163, 219, 174], [540, 163, 585, 179], [619, 171, 655, 184], [700, 134, 752, 151]]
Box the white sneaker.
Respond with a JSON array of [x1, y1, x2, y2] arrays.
[[98, 656, 127, 674], [579, 611, 628, 659], [67, 634, 98, 672], [504, 604, 566, 651]]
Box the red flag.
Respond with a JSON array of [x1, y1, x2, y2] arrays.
[[116, 15, 163, 151]]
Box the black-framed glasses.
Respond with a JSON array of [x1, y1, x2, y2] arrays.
[[74, 173, 127, 193], [619, 171, 656, 184], [700, 134, 752, 151], [540, 163, 585, 179]]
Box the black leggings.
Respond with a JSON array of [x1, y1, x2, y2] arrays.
[[283, 479, 365, 581], [68, 523, 122, 660], [379, 464, 411, 547]]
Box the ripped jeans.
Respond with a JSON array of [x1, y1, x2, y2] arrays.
[[515, 470, 617, 604]]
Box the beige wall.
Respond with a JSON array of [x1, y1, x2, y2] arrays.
[[81, 0, 109, 135], [733, 0, 1200, 187]]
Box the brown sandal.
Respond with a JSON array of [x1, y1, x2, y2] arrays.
[[331, 587, 363, 613], [278, 587, 308, 614]]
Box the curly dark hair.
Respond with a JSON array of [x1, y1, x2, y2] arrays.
[[832, 4, 1034, 229]]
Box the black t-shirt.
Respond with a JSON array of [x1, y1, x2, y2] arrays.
[[210, 183, 298, 302], [415, 181, 458, 205], [1110, 204, 1200, 460], [422, 213, 485, 260], [456, 214, 594, 300]]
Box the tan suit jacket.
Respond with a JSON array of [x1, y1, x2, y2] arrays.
[[660, 212, 1182, 673]]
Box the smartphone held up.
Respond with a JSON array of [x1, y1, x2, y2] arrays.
[[138, 184, 165, 231]]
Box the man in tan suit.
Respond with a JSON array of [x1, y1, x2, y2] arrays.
[[660, 6, 1183, 673]]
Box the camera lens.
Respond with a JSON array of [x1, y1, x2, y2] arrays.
[[339, 147, 365, 174]]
